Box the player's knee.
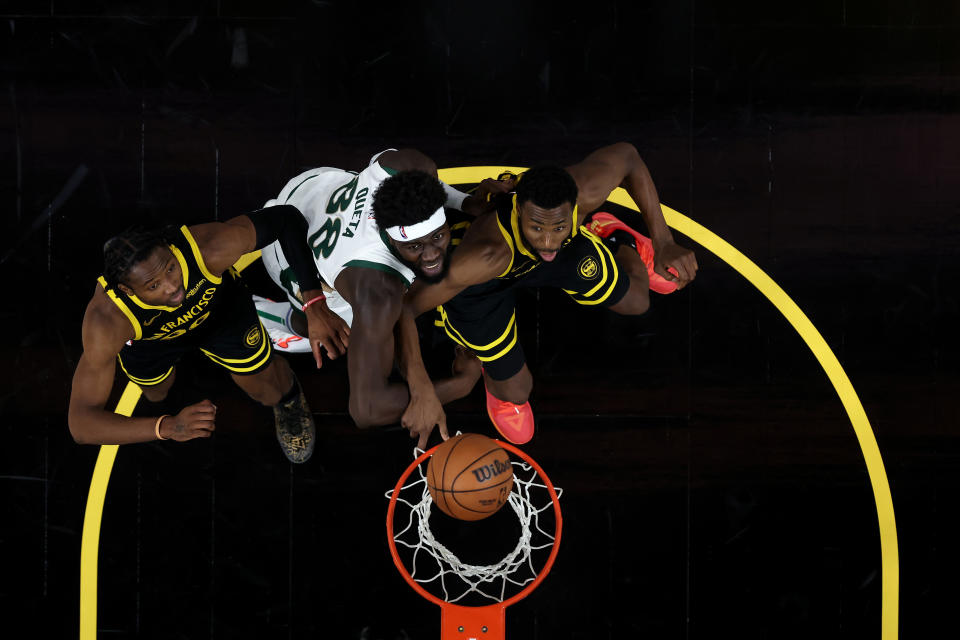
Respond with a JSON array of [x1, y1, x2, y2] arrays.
[[619, 293, 650, 316]]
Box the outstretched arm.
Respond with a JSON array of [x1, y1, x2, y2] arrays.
[[395, 214, 511, 441], [190, 205, 350, 366], [67, 293, 216, 444], [375, 148, 497, 216], [567, 142, 698, 288]]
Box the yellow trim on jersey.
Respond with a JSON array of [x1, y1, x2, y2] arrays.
[[450, 221, 471, 231], [509, 194, 537, 261], [566, 232, 621, 305], [571, 203, 579, 237], [441, 320, 519, 363], [117, 360, 173, 386], [495, 215, 516, 278], [439, 306, 517, 353], [97, 277, 142, 341], [199, 325, 272, 373], [128, 243, 190, 311], [182, 225, 222, 285]]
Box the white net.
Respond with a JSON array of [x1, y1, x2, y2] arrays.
[[387, 447, 562, 605]]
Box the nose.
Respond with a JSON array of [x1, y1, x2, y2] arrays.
[[421, 243, 442, 263], [543, 233, 564, 251]]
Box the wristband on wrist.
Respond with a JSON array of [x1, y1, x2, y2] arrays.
[[442, 181, 469, 210], [155, 415, 170, 440], [302, 294, 326, 311]]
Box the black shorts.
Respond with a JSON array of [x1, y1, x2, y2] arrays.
[[118, 280, 274, 386], [439, 227, 629, 380]]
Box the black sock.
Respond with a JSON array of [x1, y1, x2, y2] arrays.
[[279, 376, 300, 404]]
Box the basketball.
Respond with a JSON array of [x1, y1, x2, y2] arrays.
[[426, 433, 515, 521]]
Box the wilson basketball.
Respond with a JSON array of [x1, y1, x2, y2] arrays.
[[427, 433, 514, 521]]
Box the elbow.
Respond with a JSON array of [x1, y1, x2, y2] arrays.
[[68, 404, 101, 445], [68, 416, 92, 445], [613, 141, 640, 158], [348, 396, 382, 430]]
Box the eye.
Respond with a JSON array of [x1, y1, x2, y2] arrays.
[[533, 226, 542, 232], [167, 264, 175, 273], [149, 282, 159, 290], [433, 233, 444, 241], [408, 243, 422, 251]]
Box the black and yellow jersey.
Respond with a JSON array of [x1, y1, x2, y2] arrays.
[[492, 192, 581, 281], [98, 226, 240, 342]]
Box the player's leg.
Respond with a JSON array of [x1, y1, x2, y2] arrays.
[[439, 297, 536, 445], [200, 283, 317, 463], [606, 244, 651, 316], [228, 355, 315, 463], [482, 363, 533, 405], [256, 242, 313, 354], [230, 355, 292, 406], [256, 242, 353, 353]]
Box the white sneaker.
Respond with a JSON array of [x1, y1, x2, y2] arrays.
[[254, 295, 312, 353]]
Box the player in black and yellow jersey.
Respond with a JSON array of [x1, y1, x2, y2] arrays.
[[398, 142, 698, 445], [68, 206, 350, 463]]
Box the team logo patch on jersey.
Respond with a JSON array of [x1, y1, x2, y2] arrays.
[[244, 325, 262, 347], [578, 256, 599, 280]]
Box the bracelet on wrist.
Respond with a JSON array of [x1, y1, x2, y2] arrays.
[[155, 415, 170, 441], [302, 294, 326, 311]]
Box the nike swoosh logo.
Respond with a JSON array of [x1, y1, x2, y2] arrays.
[[143, 312, 162, 326]]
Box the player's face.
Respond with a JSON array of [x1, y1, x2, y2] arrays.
[[518, 201, 574, 262], [391, 223, 452, 284], [121, 247, 186, 307]]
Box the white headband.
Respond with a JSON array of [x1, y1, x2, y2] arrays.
[[385, 207, 446, 241]]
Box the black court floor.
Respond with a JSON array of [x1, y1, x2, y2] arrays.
[[3, 4, 960, 639]]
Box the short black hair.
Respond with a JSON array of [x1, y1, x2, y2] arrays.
[[515, 165, 579, 210], [372, 170, 447, 231], [103, 227, 174, 287]]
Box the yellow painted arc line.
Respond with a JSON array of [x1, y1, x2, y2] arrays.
[[606, 187, 899, 640], [80, 169, 897, 640], [79, 383, 141, 640]]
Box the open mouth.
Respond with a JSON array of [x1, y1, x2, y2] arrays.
[[538, 250, 558, 262], [420, 259, 443, 275]]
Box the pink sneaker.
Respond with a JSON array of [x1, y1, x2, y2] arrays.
[[586, 212, 678, 294], [484, 386, 535, 445]]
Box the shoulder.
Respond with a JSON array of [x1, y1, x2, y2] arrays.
[[459, 212, 510, 259], [82, 285, 134, 352]]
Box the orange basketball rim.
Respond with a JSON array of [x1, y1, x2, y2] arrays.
[[386, 439, 563, 640]]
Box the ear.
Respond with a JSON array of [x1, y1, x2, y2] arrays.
[[117, 282, 134, 297]]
